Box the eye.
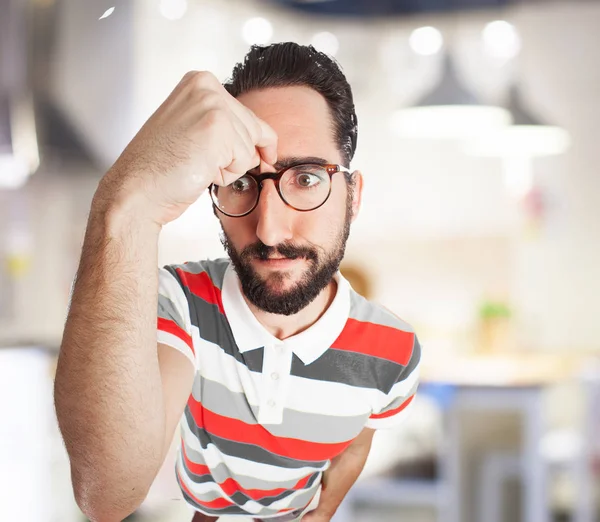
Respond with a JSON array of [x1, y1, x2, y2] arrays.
[[293, 171, 324, 188], [230, 176, 254, 192]]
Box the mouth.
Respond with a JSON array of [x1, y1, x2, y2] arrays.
[[253, 256, 304, 268]]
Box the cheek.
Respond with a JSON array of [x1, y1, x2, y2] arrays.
[[221, 216, 254, 244], [297, 198, 346, 243]]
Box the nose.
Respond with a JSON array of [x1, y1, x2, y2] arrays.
[[254, 179, 293, 247]]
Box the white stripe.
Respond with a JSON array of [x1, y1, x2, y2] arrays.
[[157, 330, 196, 368], [286, 376, 380, 416]]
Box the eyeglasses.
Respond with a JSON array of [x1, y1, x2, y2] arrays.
[[210, 163, 351, 218]]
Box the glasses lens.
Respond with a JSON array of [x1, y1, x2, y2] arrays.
[[211, 175, 258, 216], [280, 164, 331, 210]]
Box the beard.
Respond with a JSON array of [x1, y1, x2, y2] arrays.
[[220, 203, 353, 316]]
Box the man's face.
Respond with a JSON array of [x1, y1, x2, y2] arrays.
[[218, 86, 361, 316]]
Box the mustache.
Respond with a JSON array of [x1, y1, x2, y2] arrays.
[[240, 241, 319, 263]]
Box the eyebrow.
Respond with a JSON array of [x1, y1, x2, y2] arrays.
[[247, 156, 330, 174]]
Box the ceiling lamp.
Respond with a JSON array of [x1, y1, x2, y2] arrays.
[[390, 53, 512, 140], [0, 94, 39, 190], [467, 84, 570, 158], [466, 84, 570, 198]]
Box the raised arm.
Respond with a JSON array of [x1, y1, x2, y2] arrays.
[[53, 71, 278, 522]]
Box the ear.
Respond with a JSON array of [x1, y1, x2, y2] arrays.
[[349, 170, 363, 223]]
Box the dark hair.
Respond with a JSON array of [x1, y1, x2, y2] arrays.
[[223, 42, 358, 167]]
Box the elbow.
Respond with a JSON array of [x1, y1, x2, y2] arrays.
[[73, 480, 147, 522]]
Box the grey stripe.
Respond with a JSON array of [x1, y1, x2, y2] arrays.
[[184, 408, 328, 468], [157, 294, 186, 328], [192, 375, 368, 444], [349, 291, 414, 333], [290, 350, 404, 393]]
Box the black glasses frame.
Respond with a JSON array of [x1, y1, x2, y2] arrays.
[[210, 163, 352, 218]]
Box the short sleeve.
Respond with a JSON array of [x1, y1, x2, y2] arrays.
[[157, 266, 196, 368], [366, 334, 421, 430]]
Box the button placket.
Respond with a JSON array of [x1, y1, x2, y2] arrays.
[[258, 343, 290, 424]]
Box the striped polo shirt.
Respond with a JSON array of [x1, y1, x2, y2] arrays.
[[157, 258, 421, 518]]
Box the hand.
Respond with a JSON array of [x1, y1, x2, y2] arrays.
[[96, 71, 278, 226], [191, 510, 219, 521]]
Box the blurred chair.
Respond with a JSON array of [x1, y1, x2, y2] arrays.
[[476, 361, 600, 522]]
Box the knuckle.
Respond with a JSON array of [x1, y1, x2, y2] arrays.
[[181, 70, 199, 83], [200, 91, 224, 110], [187, 70, 219, 90], [202, 108, 229, 128]]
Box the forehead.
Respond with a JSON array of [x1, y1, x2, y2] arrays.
[[236, 86, 341, 164]]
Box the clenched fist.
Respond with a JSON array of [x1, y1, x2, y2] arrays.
[[95, 71, 278, 225]]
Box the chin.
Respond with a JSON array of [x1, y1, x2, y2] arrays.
[[262, 275, 299, 293]]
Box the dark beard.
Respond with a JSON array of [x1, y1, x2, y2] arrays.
[[220, 208, 352, 316]]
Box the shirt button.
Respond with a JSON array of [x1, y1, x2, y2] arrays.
[[271, 372, 279, 381], [267, 399, 276, 408]]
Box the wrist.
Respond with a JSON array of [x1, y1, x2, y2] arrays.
[[92, 173, 164, 235], [91, 187, 162, 240]]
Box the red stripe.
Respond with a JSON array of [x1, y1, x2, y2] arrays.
[[187, 396, 352, 462], [370, 395, 415, 420], [177, 468, 235, 508], [332, 319, 414, 366], [157, 317, 195, 355], [176, 268, 225, 315], [181, 441, 312, 501]]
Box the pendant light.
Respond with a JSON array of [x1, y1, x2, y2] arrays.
[[390, 53, 512, 140], [467, 84, 570, 198], [467, 84, 570, 157]]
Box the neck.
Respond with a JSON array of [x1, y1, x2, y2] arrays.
[[245, 279, 338, 340]]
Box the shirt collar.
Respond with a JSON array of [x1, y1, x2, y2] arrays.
[[221, 261, 351, 365]]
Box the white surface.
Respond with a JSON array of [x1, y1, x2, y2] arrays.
[[0, 348, 53, 522]]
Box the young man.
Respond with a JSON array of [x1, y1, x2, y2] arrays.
[[54, 43, 421, 522]]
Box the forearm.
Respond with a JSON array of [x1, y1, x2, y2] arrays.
[[54, 183, 165, 520], [317, 444, 370, 517]]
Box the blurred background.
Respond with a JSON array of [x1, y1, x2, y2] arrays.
[[1, 0, 599, 521]]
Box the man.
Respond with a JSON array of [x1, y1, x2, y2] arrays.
[[54, 43, 421, 522]]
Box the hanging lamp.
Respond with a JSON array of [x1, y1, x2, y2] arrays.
[[390, 53, 512, 140], [467, 84, 570, 157]]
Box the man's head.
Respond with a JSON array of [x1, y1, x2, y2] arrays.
[[218, 42, 363, 316]]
